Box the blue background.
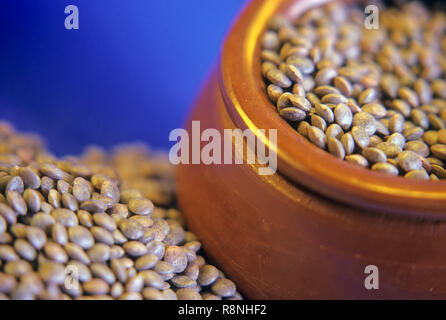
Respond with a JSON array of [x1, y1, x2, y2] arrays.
[[0, 0, 245, 155]]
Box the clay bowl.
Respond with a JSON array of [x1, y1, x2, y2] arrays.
[[177, 0, 446, 299]]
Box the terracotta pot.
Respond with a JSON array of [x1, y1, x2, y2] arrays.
[[177, 0, 446, 299]]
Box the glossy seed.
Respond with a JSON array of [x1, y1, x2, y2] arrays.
[[280, 107, 307, 121], [83, 279, 109, 295], [387, 133, 406, 149], [404, 169, 429, 180], [296, 122, 310, 138], [404, 126, 424, 141], [72, 181, 91, 203], [327, 137, 345, 159], [371, 163, 399, 176], [90, 226, 113, 246], [414, 79, 432, 105], [47, 189, 61, 209], [362, 148, 387, 163], [198, 265, 219, 286], [314, 86, 340, 97], [334, 76, 352, 96], [334, 104, 353, 130], [6, 176, 24, 194], [315, 104, 334, 122], [325, 124, 343, 140], [69, 226, 94, 249], [340, 133, 355, 155], [123, 241, 147, 257], [23, 189, 41, 213], [288, 95, 312, 112], [376, 142, 402, 158], [391, 99, 411, 117], [262, 30, 279, 50], [431, 164, 446, 179], [134, 254, 159, 271], [176, 288, 202, 300], [353, 112, 376, 135], [14, 239, 36, 261], [314, 67, 337, 85], [211, 279, 236, 298], [410, 109, 429, 129], [287, 56, 315, 74], [128, 198, 154, 216], [389, 113, 404, 133], [347, 98, 361, 114], [429, 114, 445, 130], [345, 154, 368, 168], [51, 223, 68, 245], [266, 84, 283, 103], [362, 103, 387, 119], [431, 144, 446, 160], [7, 191, 27, 215], [80, 200, 106, 213], [51, 209, 78, 227], [39, 163, 67, 180], [65, 243, 90, 264], [358, 88, 377, 105], [405, 141, 429, 157], [30, 212, 54, 231], [266, 69, 292, 88], [398, 87, 419, 107], [438, 130, 446, 145], [285, 64, 304, 82], [398, 151, 423, 172], [164, 246, 188, 273], [93, 213, 117, 232], [18, 167, 40, 189], [307, 126, 326, 149], [38, 261, 65, 284], [44, 242, 68, 263], [119, 219, 143, 240], [321, 93, 348, 105], [87, 243, 110, 263], [26, 226, 47, 250], [261, 49, 281, 64], [424, 131, 439, 146], [90, 263, 115, 285], [311, 114, 327, 131], [351, 126, 369, 149]]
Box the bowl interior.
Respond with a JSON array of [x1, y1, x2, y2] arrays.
[[219, 0, 446, 219]]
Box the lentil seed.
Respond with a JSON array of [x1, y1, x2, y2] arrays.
[[327, 137, 345, 159], [345, 154, 368, 168], [398, 151, 423, 172], [7, 191, 27, 216], [371, 163, 399, 176], [362, 148, 387, 163], [25, 226, 46, 250], [431, 144, 446, 160]]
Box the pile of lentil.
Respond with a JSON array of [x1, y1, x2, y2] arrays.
[[261, 0, 446, 179], [0, 121, 241, 300]]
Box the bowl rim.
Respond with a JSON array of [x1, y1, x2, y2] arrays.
[[218, 0, 446, 219]]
